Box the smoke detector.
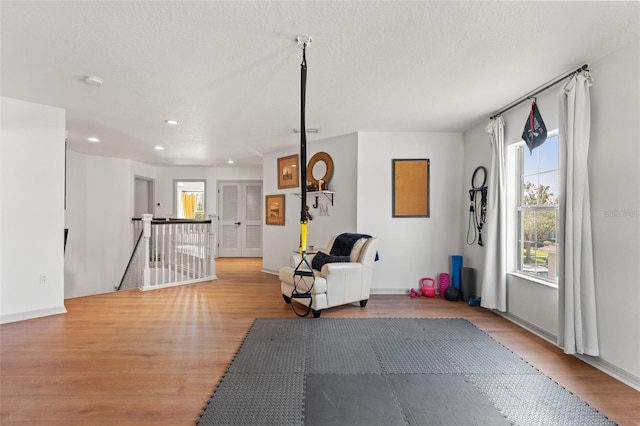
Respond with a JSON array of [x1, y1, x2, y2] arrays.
[[83, 75, 104, 86]]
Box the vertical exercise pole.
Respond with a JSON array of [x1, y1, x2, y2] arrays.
[[299, 42, 308, 255], [289, 37, 315, 318]]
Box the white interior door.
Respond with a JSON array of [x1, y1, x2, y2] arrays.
[[242, 182, 263, 257], [218, 181, 262, 257]]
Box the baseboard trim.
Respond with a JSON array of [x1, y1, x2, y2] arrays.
[[1, 305, 67, 324], [370, 288, 407, 295], [494, 310, 558, 344], [262, 268, 278, 275], [495, 310, 640, 392], [575, 354, 640, 392]]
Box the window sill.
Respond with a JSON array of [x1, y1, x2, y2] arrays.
[[508, 272, 559, 289]]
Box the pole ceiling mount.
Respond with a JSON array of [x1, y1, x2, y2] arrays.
[[296, 35, 312, 48]]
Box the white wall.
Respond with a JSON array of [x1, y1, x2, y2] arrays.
[[65, 152, 133, 298], [357, 132, 465, 293], [262, 133, 358, 273], [1, 97, 67, 323], [462, 39, 640, 385], [587, 39, 640, 382]]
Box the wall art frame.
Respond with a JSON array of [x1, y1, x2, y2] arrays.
[[392, 158, 430, 217], [265, 194, 286, 225], [277, 154, 299, 189]]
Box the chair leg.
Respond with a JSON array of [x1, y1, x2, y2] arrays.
[[359, 299, 368, 308], [283, 295, 291, 304], [312, 309, 321, 318]]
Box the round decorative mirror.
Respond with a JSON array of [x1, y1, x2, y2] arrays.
[[306, 152, 334, 189]]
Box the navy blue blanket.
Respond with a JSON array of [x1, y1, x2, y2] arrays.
[[329, 233, 372, 257], [329, 233, 379, 261], [311, 252, 351, 271]]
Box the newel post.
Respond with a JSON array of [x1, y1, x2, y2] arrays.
[[142, 214, 153, 288], [208, 214, 217, 279]]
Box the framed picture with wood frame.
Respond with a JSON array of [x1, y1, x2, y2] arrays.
[[392, 159, 430, 217], [265, 194, 286, 225], [277, 154, 299, 189]]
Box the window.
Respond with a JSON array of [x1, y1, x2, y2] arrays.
[[515, 132, 559, 283], [174, 180, 206, 220]]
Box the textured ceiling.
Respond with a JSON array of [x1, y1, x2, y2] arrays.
[[1, 1, 639, 167]]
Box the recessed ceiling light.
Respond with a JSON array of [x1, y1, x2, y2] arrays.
[[87, 137, 100, 143], [227, 160, 234, 164], [83, 75, 104, 86], [165, 120, 180, 126], [154, 146, 165, 151]]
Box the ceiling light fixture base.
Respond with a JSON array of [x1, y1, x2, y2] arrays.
[[83, 75, 104, 86]]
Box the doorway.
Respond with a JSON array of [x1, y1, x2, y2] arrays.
[[174, 180, 206, 219], [217, 181, 262, 257], [134, 176, 155, 217]]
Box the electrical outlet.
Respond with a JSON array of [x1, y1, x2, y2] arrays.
[[40, 274, 47, 284]]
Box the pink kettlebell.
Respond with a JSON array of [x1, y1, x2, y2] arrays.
[[420, 277, 436, 297]]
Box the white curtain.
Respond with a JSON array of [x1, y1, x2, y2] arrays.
[[557, 71, 599, 356], [481, 116, 507, 312]]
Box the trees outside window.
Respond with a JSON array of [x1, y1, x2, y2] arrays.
[[517, 133, 559, 282]]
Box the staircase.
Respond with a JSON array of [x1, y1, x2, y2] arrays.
[[118, 214, 217, 291]]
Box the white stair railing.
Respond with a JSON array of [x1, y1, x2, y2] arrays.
[[119, 216, 217, 291]]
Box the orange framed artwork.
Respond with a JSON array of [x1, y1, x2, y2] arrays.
[[392, 159, 430, 217], [277, 154, 299, 189], [265, 194, 285, 226]]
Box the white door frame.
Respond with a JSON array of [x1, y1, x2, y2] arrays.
[[173, 179, 206, 219], [217, 180, 262, 257], [133, 175, 155, 217]]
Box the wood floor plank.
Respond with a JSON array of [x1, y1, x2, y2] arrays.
[[1, 257, 638, 425]]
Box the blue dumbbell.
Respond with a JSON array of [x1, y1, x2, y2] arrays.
[[468, 297, 481, 306]]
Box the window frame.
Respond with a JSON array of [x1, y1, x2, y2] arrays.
[[512, 129, 560, 285]]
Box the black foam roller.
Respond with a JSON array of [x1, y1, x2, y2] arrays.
[[461, 267, 477, 302]]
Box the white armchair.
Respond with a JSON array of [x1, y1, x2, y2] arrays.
[[279, 235, 379, 318]]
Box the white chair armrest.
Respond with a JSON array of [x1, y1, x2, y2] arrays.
[[322, 262, 363, 280]]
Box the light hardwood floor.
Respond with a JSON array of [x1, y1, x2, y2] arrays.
[[1, 258, 638, 425]]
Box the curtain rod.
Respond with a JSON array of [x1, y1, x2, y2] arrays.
[[489, 64, 589, 120]]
